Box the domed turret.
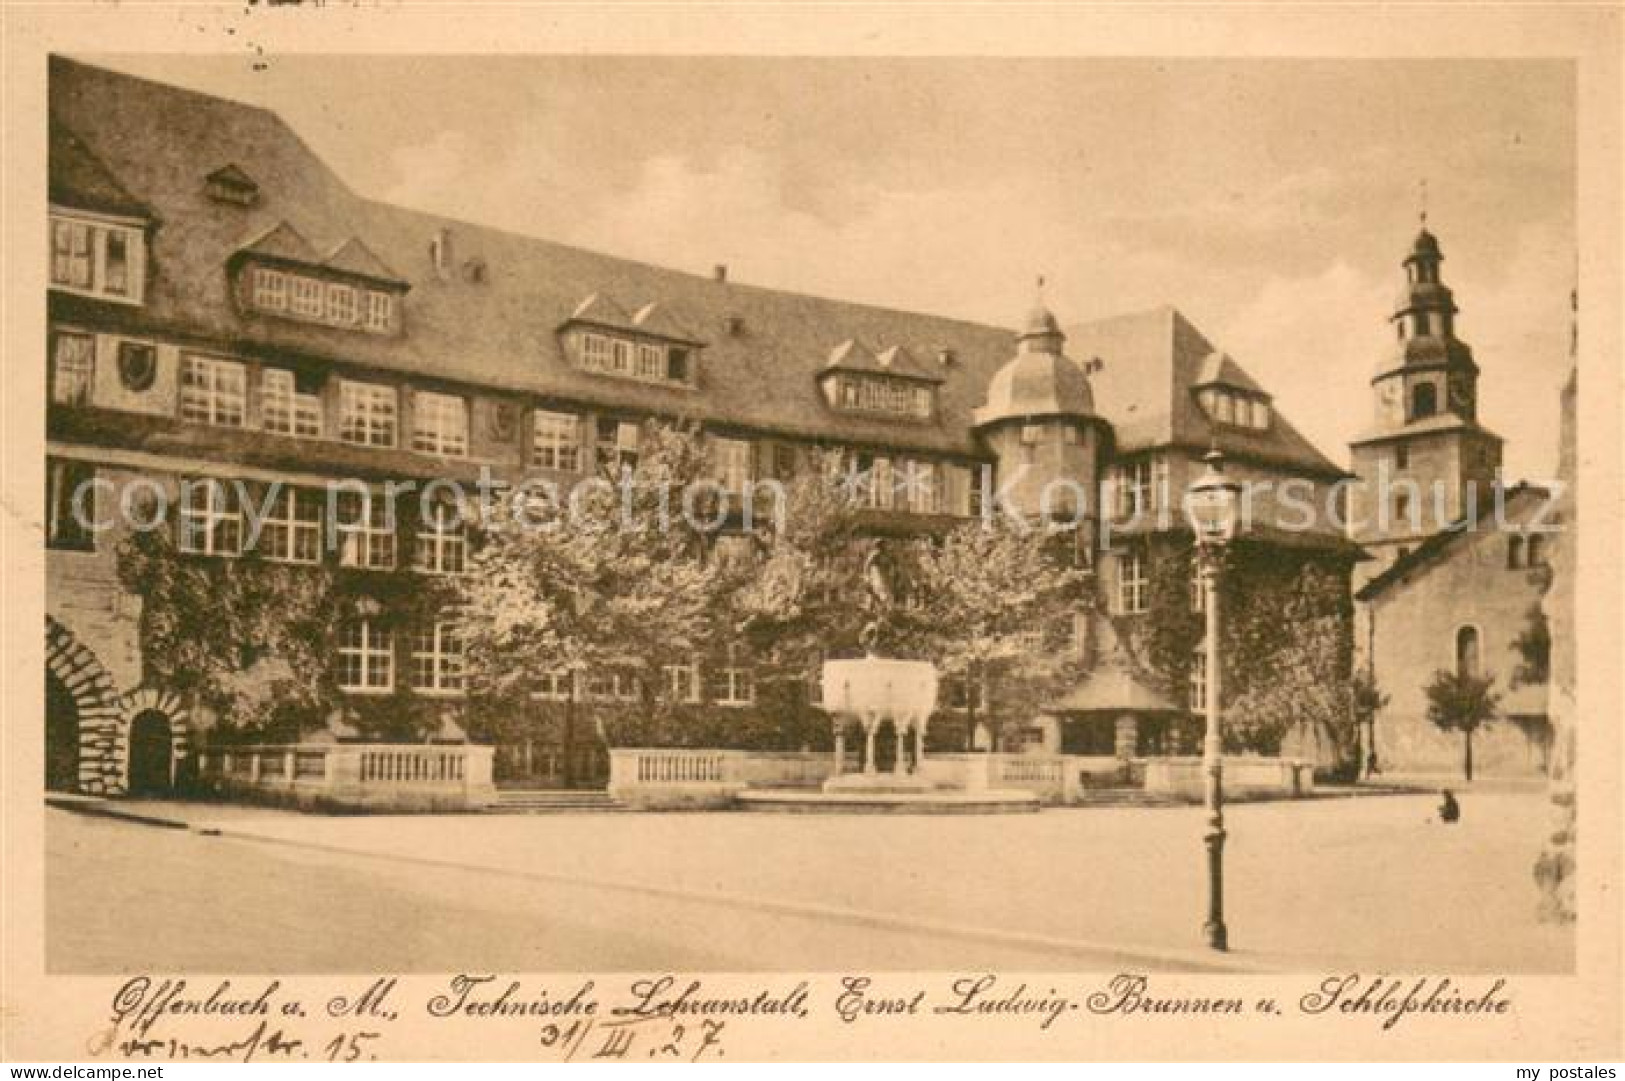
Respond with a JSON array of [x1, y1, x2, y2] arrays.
[[971, 290, 1108, 523]]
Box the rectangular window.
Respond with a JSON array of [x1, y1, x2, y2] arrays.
[[51, 217, 92, 289], [867, 456, 894, 510], [339, 380, 397, 447], [252, 268, 288, 312], [611, 339, 633, 374], [46, 459, 98, 551], [531, 409, 581, 472], [51, 330, 96, 406], [290, 275, 323, 318], [716, 646, 755, 707], [259, 485, 324, 564], [596, 418, 640, 475], [902, 460, 939, 514], [911, 386, 933, 419], [261, 369, 322, 438], [411, 390, 469, 457], [1116, 458, 1164, 518], [666, 347, 690, 383], [339, 621, 394, 693], [336, 489, 396, 570], [50, 214, 144, 302], [533, 670, 573, 702], [663, 662, 701, 704], [582, 333, 612, 371], [412, 622, 465, 694], [1189, 649, 1208, 712], [1117, 548, 1149, 614], [414, 497, 466, 575], [180, 354, 247, 428], [178, 478, 242, 556], [364, 291, 393, 333], [636, 343, 664, 380], [1191, 557, 1207, 613], [714, 437, 752, 492], [325, 282, 357, 326]]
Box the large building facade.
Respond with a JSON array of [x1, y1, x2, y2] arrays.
[[45, 58, 1357, 796]]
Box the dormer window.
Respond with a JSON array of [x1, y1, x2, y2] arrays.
[[561, 294, 704, 389], [49, 210, 145, 305], [1199, 387, 1270, 430], [205, 164, 260, 208], [233, 222, 407, 335], [819, 339, 942, 421]]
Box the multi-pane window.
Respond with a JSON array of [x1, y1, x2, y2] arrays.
[[716, 645, 755, 707], [714, 437, 752, 492], [46, 459, 98, 551], [51, 330, 95, 406], [1199, 388, 1270, 430], [261, 369, 322, 438], [596, 418, 640, 475], [1190, 648, 1208, 712], [663, 662, 701, 704], [414, 497, 466, 575], [1114, 457, 1168, 518], [252, 268, 288, 311], [532, 410, 581, 471], [583, 333, 612, 371], [336, 489, 396, 569], [325, 282, 358, 326], [339, 380, 398, 447], [259, 486, 324, 564], [666, 346, 690, 382], [411, 391, 468, 457], [412, 622, 465, 694], [178, 478, 242, 556], [833, 375, 934, 419], [586, 669, 639, 702], [1191, 556, 1207, 613], [364, 291, 393, 333], [611, 339, 633, 374], [636, 343, 665, 380], [290, 275, 324, 318], [865, 456, 894, 510], [901, 460, 939, 514], [180, 354, 247, 427], [49, 213, 144, 302], [338, 621, 394, 693], [1117, 548, 1149, 614], [533, 670, 574, 702], [945, 677, 986, 713]]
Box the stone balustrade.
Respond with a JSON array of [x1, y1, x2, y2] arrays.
[[197, 742, 496, 812]]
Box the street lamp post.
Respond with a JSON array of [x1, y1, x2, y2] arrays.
[[1185, 447, 1242, 951]]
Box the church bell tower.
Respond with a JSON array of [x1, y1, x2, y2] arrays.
[[1348, 221, 1504, 578]]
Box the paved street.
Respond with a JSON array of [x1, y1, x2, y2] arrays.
[[47, 790, 1572, 974]]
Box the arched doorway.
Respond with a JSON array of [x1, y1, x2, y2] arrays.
[[45, 670, 79, 791], [127, 710, 174, 795]]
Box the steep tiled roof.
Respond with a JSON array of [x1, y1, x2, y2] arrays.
[[49, 56, 1346, 476], [1195, 351, 1267, 396], [322, 237, 406, 286], [1067, 306, 1345, 477], [49, 121, 149, 219]]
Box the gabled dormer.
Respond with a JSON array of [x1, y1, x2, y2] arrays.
[[229, 221, 410, 335], [49, 123, 151, 306], [557, 293, 703, 388], [818, 338, 944, 421], [1193, 350, 1272, 430]]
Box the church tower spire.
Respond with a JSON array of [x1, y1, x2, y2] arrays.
[[1347, 219, 1505, 579]]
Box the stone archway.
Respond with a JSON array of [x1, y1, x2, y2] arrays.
[[44, 615, 126, 795], [118, 687, 190, 792], [127, 710, 174, 795]]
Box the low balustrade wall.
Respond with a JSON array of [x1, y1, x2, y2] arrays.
[[197, 743, 496, 812], [608, 748, 845, 809], [1142, 755, 1314, 800]]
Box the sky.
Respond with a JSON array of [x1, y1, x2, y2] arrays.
[[95, 55, 1577, 479]]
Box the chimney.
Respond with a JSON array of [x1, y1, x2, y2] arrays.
[[713, 264, 728, 283], [430, 228, 454, 280]]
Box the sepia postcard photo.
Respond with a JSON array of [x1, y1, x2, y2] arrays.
[[2, 2, 1621, 1065]]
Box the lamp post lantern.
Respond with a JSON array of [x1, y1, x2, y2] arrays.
[[1184, 446, 1242, 951]]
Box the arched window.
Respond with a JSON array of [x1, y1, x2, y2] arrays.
[[1455, 626, 1480, 678], [1507, 535, 1525, 568], [1412, 382, 1438, 420]]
